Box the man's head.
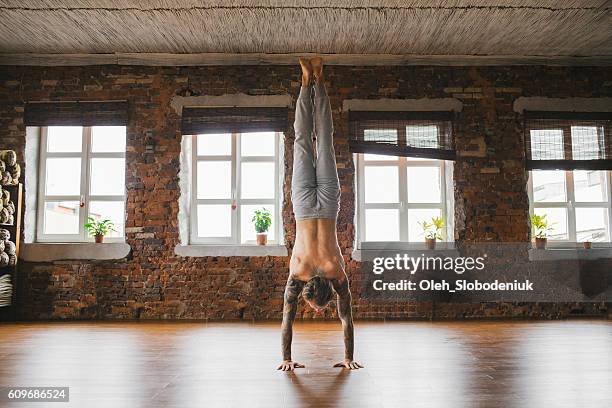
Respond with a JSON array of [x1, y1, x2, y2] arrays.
[[302, 275, 335, 312]]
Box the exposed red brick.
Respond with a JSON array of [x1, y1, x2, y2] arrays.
[[0, 65, 610, 320]]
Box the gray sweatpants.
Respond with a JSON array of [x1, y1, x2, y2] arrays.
[[291, 84, 340, 220]]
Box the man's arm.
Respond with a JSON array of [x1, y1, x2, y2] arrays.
[[278, 277, 305, 371], [333, 277, 363, 370]]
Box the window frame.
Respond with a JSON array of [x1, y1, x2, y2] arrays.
[[355, 152, 453, 248], [528, 169, 612, 245], [189, 132, 284, 245], [36, 126, 127, 243]]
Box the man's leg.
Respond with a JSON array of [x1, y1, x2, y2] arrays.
[[311, 58, 340, 218], [291, 59, 317, 219]]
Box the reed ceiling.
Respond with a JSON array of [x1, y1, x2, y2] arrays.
[[0, 1, 610, 64]]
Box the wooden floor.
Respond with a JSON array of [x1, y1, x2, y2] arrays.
[[0, 321, 611, 408]]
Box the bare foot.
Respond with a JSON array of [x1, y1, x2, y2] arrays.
[[299, 58, 312, 87], [310, 57, 323, 84]]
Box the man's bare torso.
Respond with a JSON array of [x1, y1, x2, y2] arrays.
[[290, 219, 345, 283]]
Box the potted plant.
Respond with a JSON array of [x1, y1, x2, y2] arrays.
[[419, 216, 444, 250], [85, 216, 116, 243], [252, 208, 272, 246], [531, 213, 553, 249]]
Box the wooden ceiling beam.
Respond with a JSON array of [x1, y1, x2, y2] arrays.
[[1, 52, 611, 66]]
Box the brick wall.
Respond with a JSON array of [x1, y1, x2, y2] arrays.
[[0, 65, 610, 320]]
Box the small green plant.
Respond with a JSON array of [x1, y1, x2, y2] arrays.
[[531, 213, 553, 239], [85, 216, 116, 237], [419, 216, 445, 241], [252, 208, 272, 234]]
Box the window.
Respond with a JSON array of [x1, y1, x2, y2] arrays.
[[356, 127, 453, 245], [525, 113, 612, 244], [529, 169, 612, 243], [190, 132, 283, 245], [37, 126, 126, 242], [349, 110, 456, 247]]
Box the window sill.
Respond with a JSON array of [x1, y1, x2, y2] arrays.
[[529, 247, 612, 261], [175, 244, 288, 257], [20, 243, 131, 262], [352, 243, 458, 262]]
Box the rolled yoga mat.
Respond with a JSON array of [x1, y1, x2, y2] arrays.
[[0, 207, 9, 224], [8, 163, 20, 180], [0, 252, 8, 268], [0, 229, 10, 240], [0, 150, 20, 185], [1, 172, 10, 186], [0, 150, 16, 167], [4, 240, 16, 256], [1, 188, 9, 206]]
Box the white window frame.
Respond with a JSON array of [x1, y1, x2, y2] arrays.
[[189, 132, 284, 245], [528, 169, 612, 246], [36, 126, 126, 243], [355, 153, 454, 248]]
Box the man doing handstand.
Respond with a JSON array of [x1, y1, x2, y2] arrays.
[[278, 57, 363, 371]]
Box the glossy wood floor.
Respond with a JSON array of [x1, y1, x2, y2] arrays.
[[0, 320, 611, 408]]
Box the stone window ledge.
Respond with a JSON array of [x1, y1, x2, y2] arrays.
[[175, 244, 288, 257], [528, 248, 612, 261], [20, 243, 131, 262]]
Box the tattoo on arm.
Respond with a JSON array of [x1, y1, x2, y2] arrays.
[[334, 278, 354, 360], [281, 277, 304, 361]]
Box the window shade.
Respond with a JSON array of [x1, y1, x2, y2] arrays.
[[524, 111, 612, 170], [182, 107, 288, 135], [348, 111, 455, 160], [24, 101, 128, 126]]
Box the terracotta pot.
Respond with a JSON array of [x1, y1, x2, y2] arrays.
[[583, 241, 592, 250], [95, 234, 104, 243], [535, 237, 547, 249], [425, 238, 436, 250], [256, 233, 267, 246]]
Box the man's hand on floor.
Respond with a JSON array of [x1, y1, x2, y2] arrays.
[[333, 359, 364, 370], [277, 360, 305, 371]]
